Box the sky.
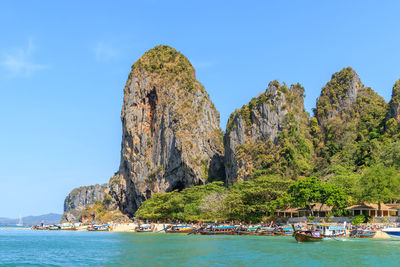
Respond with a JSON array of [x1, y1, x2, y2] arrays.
[[1, 0, 400, 218]]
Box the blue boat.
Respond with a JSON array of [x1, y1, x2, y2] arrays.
[[350, 228, 376, 238], [314, 224, 346, 237], [382, 228, 400, 239]]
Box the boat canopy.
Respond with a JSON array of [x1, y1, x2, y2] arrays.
[[94, 224, 109, 228], [214, 226, 237, 229], [328, 226, 344, 230]]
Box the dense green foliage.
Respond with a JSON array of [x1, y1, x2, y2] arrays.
[[136, 176, 291, 223], [136, 176, 349, 222], [285, 177, 348, 216], [360, 165, 400, 215], [351, 215, 368, 225], [135, 182, 228, 222], [222, 176, 292, 222]]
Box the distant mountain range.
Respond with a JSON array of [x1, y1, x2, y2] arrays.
[[0, 213, 62, 225]]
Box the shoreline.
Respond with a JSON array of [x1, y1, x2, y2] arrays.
[[3, 222, 394, 239]]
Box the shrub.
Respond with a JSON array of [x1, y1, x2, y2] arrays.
[[352, 215, 367, 225]]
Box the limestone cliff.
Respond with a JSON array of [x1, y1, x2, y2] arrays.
[[314, 67, 362, 127], [312, 67, 386, 169], [109, 45, 224, 217], [224, 81, 312, 183], [61, 184, 109, 223]]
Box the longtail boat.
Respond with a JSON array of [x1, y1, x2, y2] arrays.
[[236, 226, 274, 236], [294, 231, 324, 242], [87, 224, 110, 232], [165, 225, 193, 233], [60, 224, 77, 231], [350, 228, 376, 238], [273, 226, 298, 236], [292, 225, 323, 242], [47, 225, 61, 230], [314, 223, 346, 237], [199, 225, 239, 235], [135, 225, 153, 232]]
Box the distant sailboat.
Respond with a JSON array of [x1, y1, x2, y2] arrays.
[[16, 215, 23, 227]]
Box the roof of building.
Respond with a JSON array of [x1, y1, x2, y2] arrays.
[[345, 202, 396, 211], [386, 203, 400, 209], [277, 203, 332, 213]]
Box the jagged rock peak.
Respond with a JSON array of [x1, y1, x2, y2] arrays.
[[226, 80, 306, 141], [388, 79, 400, 120], [109, 45, 225, 217], [315, 67, 362, 125], [224, 80, 309, 183], [311, 67, 387, 168]]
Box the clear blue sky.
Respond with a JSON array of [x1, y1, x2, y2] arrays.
[[1, 1, 400, 218]]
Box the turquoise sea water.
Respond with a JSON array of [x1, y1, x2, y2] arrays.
[[1, 228, 400, 266]]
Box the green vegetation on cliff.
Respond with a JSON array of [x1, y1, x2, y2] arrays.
[[313, 68, 387, 171], [226, 81, 312, 180], [80, 198, 129, 224], [132, 66, 400, 222], [132, 45, 194, 77]]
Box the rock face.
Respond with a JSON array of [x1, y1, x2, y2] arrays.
[[314, 67, 362, 127], [388, 79, 400, 121], [312, 67, 387, 169], [109, 45, 225, 217], [224, 81, 311, 183], [62, 184, 108, 223]]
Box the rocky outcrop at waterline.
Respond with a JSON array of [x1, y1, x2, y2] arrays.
[[61, 184, 109, 223], [108, 45, 225, 217]]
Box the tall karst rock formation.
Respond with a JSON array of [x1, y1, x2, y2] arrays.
[[109, 45, 225, 217], [224, 81, 312, 184], [312, 67, 387, 169]]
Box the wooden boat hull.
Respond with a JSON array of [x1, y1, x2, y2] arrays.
[[88, 228, 110, 232], [165, 229, 193, 233], [324, 233, 345, 238], [351, 233, 375, 238], [294, 232, 323, 242], [350, 230, 376, 238], [236, 231, 258, 235], [199, 231, 236, 235]]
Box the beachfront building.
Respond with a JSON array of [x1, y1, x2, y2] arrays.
[[275, 202, 400, 218], [345, 202, 398, 217], [275, 203, 332, 217]]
